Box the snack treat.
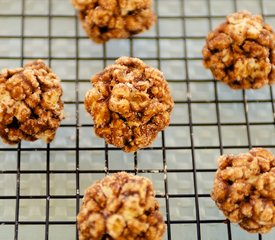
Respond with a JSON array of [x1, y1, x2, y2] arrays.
[[77, 172, 166, 240], [202, 11, 275, 89], [84, 57, 174, 152], [0, 60, 64, 144], [211, 148, 275, 233], [71, 0, 155, 43]]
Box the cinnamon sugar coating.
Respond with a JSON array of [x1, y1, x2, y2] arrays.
[[77, 172, 166, 240], [211, 148, 275, 233], [84, 57, 174, 152], [71, 0, 155, 43], [0, 60, 64, 144], [202, 11, 275, 89]]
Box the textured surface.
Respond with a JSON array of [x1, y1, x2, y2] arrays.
[[84, 57, 174, 152], [72, 0, 155, 43], [0, 60, 64, 144], [77, 172, 165, 240], [202, 11, 275, 89], [211, 148, 275, 233], [0, 0, 275, 240]]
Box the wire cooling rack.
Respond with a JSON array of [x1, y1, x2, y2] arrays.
[[0, 0, 275, 239]]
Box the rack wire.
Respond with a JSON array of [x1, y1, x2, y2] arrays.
[[0, 0, 275, 239]]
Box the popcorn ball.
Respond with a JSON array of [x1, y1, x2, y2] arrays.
[[211, 148, 275, 233], [84, 57, 174, 152], [202, 11, 275, 89], [77, 172, 166, 240], [72, 0, 155, 43], [0, 60, 64, 144]]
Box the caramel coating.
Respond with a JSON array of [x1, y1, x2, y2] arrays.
[[211, 148, 275, 233], [202, 11, 275, 89], [0, 60, 64, 144], [71, 0, 155, 43], [77, 172, 166, 240], [84, 57, 174, 152]]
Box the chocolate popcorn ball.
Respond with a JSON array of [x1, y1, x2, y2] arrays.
[[71, 0, 155, 43], [211, 148, 275, 233], [84, 57, 174, 152], [0, 60, 64, 144], [77, 172, 166, 240], [202, 11, 275, 89]]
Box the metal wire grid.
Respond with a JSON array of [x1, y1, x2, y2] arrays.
[[0, 0, 275, 239]]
